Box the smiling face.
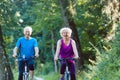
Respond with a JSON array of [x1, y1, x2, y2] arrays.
[[24, 26, 32, 39], [60, 27, 72, 39], [62, 30, 71, 38], [24, 29, 31, 39]]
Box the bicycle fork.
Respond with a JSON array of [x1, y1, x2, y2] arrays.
[[64, 66, 70, 80], [23, 64, 29, 80]]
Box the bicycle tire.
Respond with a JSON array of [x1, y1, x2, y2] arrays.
[[64, 72, 70, 80], [23, 72, 29, 80]]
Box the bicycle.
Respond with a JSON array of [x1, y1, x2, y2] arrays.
[[16, 55, 35, 80], [58, 58, 74, 80]]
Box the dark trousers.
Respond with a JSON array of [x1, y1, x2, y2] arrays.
[[60, 61, 76, 80], [18, 60, 34, 80], [18, 60, 29, 80]]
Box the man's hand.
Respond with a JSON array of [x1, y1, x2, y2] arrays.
[[35, 53, 39, 58], [13, 47, 18, 58], [13, 53, 17, 58]]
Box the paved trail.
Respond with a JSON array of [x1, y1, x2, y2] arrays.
[[34, 76, 44, 80]]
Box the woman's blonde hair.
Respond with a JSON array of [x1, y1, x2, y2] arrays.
[[59, 27, 72, 37]]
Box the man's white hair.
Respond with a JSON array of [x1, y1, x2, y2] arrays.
[[24, 26, 32, 35], [59, 27, 72, 37]]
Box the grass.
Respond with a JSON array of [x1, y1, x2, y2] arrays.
[[13, 70, 19, 80]]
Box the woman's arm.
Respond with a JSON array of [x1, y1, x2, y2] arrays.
[[54, 40, 61, 61], [71, 39, 79, 59]]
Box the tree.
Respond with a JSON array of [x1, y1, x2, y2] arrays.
[[0, 25, 13, 80], [59, 0, 83, 68], [0, 0, 15, 79]]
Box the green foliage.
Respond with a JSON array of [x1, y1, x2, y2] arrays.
[[75, 0, 112, 52], [12, 70, 18, 80], [83, 23, 120, 80], [42, 62, 54, 75]]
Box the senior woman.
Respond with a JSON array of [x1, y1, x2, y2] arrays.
[[54, 27, 79, 80]]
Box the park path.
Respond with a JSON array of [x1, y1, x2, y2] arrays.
[[34, 76, 44, 80]]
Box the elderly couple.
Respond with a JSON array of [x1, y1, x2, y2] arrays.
[[13, 26, 79, 80]]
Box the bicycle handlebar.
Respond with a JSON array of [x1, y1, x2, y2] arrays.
[[58, 58, 75, 61], [14, 56, 36, 61]]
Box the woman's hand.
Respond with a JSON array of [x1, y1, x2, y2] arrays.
[[54, 57, 58, 61], [74, 56, 80, 60]]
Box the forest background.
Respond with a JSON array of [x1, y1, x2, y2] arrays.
[[0, 0, 120, 80]]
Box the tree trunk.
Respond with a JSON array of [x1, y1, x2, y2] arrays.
[[59, 0, 84, 68], [0, 26, 13, 80], [51, 31, 58, 72]]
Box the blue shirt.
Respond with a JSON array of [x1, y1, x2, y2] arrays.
[[16, 37, 38, 58]]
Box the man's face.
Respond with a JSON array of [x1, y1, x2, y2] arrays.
[[24, 29, 31, 39]]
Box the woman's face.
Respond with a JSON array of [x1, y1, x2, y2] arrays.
[[62, 30, 70, 38]]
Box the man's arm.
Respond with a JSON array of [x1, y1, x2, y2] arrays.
[[35, 47, 39, 57], [13, 47, 18, 57]]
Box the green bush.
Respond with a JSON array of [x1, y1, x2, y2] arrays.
[[82, 24, 120, 80], [42, 62, 54, 75], [43, 72, 59, 80]]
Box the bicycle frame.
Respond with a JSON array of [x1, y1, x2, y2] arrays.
[[64, 61, 70, 80], [23, 58, 29, 80]]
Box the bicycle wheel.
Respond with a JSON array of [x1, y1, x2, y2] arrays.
[[23, 72, 29, 80], [64, 72, 70, 80]]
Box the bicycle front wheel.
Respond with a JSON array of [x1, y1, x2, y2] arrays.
[[64, 73, 70, 80], [23, 73, 29, 80]]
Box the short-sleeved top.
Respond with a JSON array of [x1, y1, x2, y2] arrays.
[[59, 39, 74, 58], [16, 37, 38, 57]]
